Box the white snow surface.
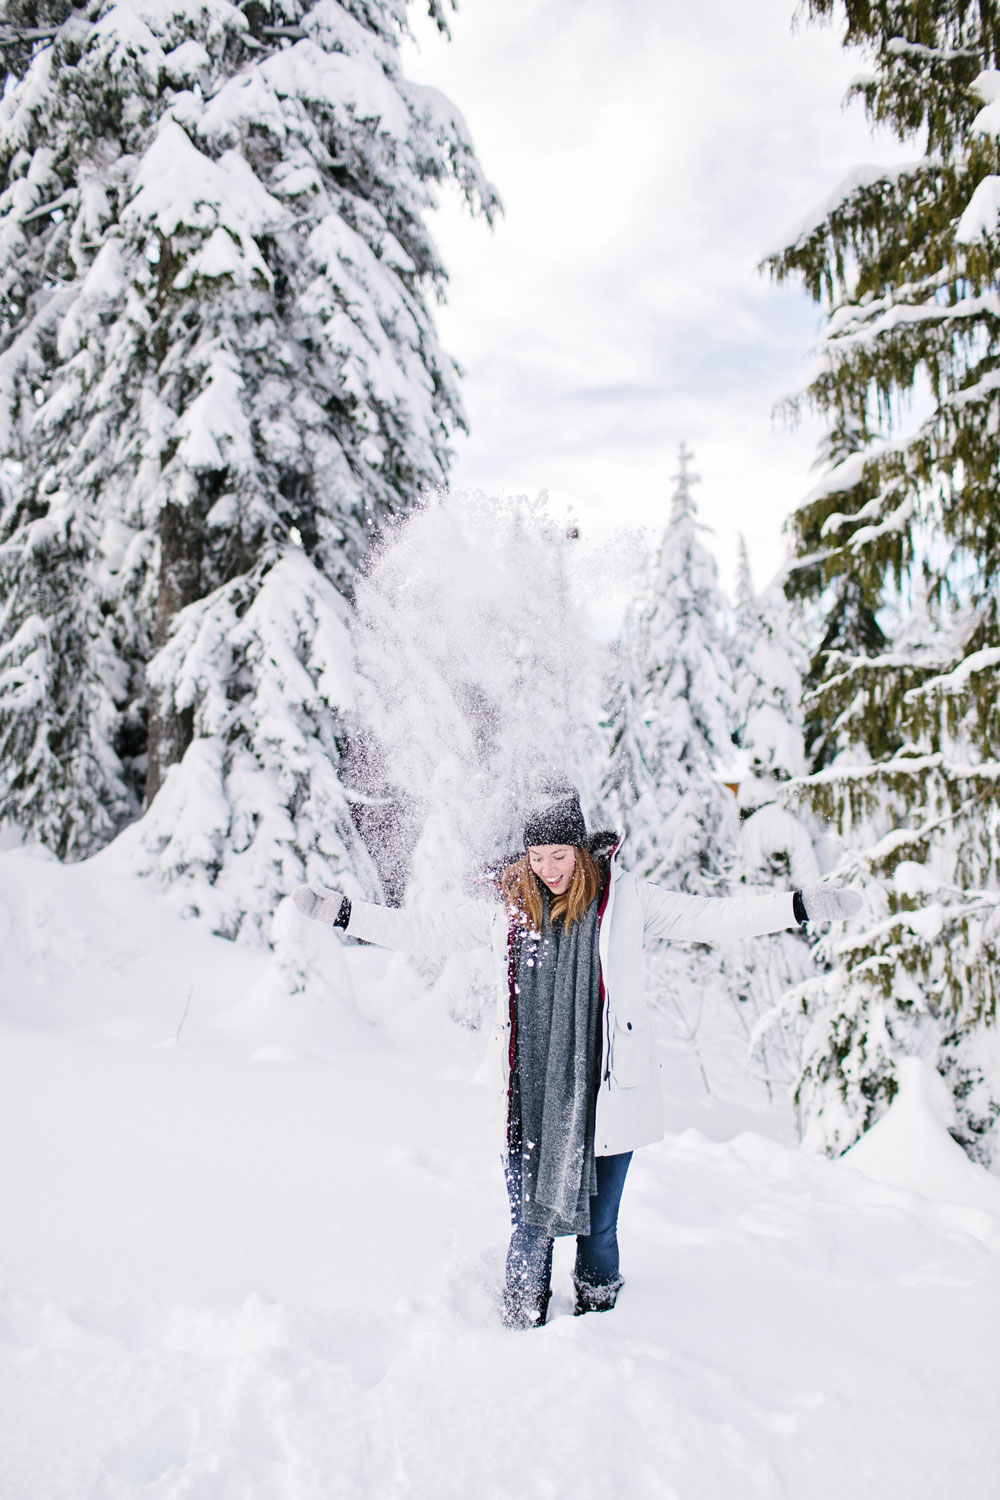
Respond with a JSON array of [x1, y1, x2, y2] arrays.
[[2, 846, 999, 1498], [844, 1059, 1000, 1219], [955, 174, 1000, 244]]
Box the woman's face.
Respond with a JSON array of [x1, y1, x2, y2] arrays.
[[527, 844, 576, 895]]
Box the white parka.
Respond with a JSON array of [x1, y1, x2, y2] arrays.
[[343, 843, 798, 1157]]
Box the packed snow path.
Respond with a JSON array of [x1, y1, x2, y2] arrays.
[[1, 848, 998, 1499]]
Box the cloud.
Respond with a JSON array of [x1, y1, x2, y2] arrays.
[[402, 0, 913, 590]]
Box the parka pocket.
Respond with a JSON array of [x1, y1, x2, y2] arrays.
[[610, 1010, 651, 1088]]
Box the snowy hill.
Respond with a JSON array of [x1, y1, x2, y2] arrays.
[[2, 845, 999, 1499]]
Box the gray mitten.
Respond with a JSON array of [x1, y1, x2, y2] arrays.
[[800, 881, 862, 924], [292, 884, 346, 924]]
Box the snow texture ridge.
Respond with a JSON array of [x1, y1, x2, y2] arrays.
[[842, 1057, 1000, 1217]]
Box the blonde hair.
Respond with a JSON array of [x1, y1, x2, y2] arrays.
[[500, 846, 603, 932]]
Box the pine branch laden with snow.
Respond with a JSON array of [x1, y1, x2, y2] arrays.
[[0, 0, 499, 884], [764, 5, 1000, 659], [725, 546, 818, 1116], [726, 802, 823, 1113], [730, 537, 808, 792], [109, 547, 382, 943], [0, 457, 137, 855], [784, 752, 1000, 1160], [762, 3, 1000, 1167]]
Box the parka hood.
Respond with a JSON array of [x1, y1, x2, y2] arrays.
[[586, 828, 621, 862]]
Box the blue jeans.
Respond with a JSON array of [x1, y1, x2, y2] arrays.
[[504, 1146, 633, 1317]]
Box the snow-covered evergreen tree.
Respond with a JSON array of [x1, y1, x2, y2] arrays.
[[720, 538, 818, 1109], [731, 535, 808, 800], [680, 539, 810, 1110], [637, 443, 738, 892], [764, 0, 1000, 1163], [0, 1, 497, 937], [602, 445, 742, 1084], [600, 590, 660, 868]]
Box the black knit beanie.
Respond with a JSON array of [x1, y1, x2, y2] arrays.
[[523, 784, 587, 849]]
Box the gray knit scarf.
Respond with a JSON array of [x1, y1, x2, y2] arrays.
[[510, 886, 604, 1238]]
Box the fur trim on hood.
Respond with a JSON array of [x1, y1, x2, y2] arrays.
[[586, 828, 620, 862]]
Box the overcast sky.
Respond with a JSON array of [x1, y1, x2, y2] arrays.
[[400, 0, 909, 598]]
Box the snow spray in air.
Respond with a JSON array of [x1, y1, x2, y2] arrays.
[[349, 490, 609, 911]]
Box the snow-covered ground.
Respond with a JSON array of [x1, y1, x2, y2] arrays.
[[2, 845, 999, 1499]]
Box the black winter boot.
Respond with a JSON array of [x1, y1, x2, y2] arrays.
[[501, 1285, 552, 1330], [573, 1275, 623, 1316]]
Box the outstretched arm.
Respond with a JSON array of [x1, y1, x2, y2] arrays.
[[639, 883, 797, 943], [638, 880, 861, 944], [292, 885, 493, 956]]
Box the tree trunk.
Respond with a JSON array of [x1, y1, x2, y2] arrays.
[[145, 501, 201, 804]]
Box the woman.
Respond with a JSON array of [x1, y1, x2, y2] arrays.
[[292, 784, 860, 1329]]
